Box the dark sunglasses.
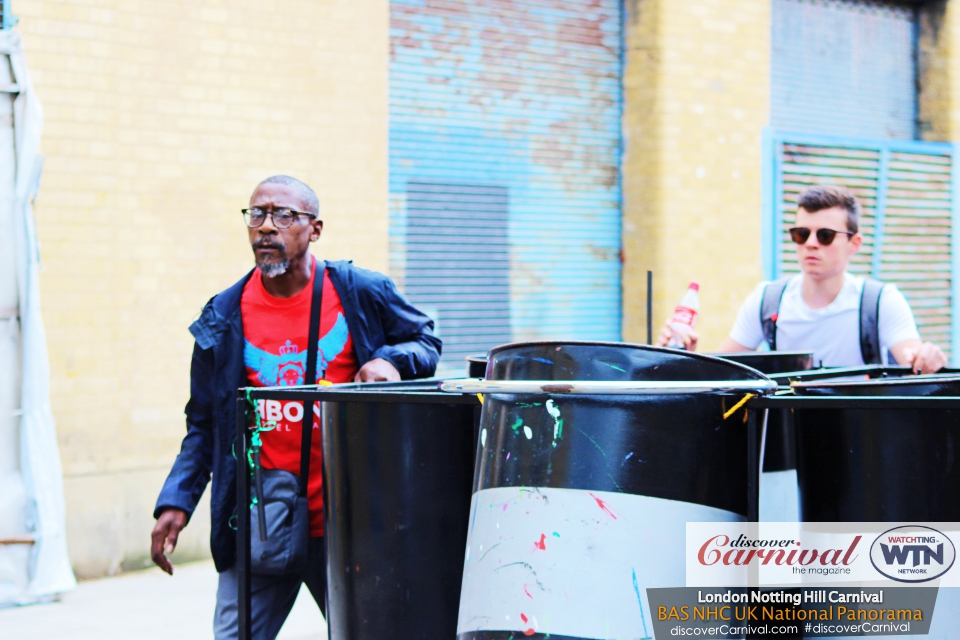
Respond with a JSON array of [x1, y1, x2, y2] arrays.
[[789, 227, 854, 246]]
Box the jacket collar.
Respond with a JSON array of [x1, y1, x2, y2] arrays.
[[188, 260, 364, 358], [189, 269, 253, 350], [324, 260, 370, 365]]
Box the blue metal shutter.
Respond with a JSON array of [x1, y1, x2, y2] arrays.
[[389, 0, 623, 371], [771, 0, 917, 139], [765, 132, 957, 361], [404, 182, 511, 362]]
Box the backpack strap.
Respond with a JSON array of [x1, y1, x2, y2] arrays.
[[859, 278, 885, 365], [760, 277, 791, 351]]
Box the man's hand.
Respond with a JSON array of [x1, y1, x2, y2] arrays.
[[656, 320, 699, 351], [900, 342, 947, 374], [354, 358, 401, 383], [151, 508, 188, 575]]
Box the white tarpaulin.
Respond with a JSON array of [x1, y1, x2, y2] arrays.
[[0, 28, 75, 606]]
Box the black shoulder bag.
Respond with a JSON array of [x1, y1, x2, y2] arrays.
[[249, 260, 324, 575]]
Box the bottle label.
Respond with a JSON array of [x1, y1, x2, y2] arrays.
[[671, 306, 698, 327]]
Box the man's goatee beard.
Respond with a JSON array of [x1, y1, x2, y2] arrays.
[[259, 259, 290, 278]]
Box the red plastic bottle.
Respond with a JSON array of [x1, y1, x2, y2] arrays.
[[666, 282, 700, 349]]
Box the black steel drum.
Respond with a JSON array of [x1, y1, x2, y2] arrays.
[[712, 351, 814, 473], [321, 381, 479, 639], [793, 375, 960, 521], [466, 355, 487, 378], [711, 350, 814, 376], [453, 342, 775, 640]]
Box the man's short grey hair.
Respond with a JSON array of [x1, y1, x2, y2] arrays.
[[256, 175, 320, 215]]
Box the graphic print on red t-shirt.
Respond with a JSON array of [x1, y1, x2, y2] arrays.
[[241, 259, 360, 536]]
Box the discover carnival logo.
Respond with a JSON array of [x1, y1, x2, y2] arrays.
[[697, 534, 861, 571], [869, 526, 956, 583]]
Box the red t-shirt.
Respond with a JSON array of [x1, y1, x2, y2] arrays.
[[241, 260, 360, 536]]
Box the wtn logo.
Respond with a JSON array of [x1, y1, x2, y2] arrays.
[[880, 542, 944, 567], [870, 526, 956, 583]]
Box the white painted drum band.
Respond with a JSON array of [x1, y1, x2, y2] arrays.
[[457, 487, 744, 639]]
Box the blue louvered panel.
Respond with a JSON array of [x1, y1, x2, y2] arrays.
[[768, 132, 956, 361], [389, 0, 622, 371], [880, 152, 954, 351], [771, 0, 917, 140]]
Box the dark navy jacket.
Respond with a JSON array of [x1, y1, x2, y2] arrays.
[[154, 260, 441, 572]]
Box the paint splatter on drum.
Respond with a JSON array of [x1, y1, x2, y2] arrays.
[[456, 342, 774, 639]]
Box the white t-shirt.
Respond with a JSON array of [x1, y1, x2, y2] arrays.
[[728, 273, 920, 367]]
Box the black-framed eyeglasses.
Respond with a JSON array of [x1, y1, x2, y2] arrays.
[[789, 227, 855, 246], [242, 208, 317, 229]]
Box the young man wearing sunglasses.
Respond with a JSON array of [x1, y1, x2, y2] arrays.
[[662, 184, 947, 373], [149, 175, 441, 639]]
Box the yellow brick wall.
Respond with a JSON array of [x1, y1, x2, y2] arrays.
[[919, 2, 960, 143], [622, 0, 769, 350], [17, 0, 388, 578]]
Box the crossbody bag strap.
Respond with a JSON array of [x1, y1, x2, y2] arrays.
[[300, 258, 325, 496]]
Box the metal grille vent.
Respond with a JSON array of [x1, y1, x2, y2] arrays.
[[404, 182, 511, 367]]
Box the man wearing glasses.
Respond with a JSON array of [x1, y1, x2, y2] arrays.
[[663, 184, 947, 373], [150, 175, 441, 639]]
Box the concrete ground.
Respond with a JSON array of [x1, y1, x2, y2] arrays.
[[0, 560, 327, 640]]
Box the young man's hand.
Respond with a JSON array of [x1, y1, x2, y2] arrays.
[[656, 320, 699, 351], [900, 342, 947, 374], [354, 358, 401, 383], [151, 508, 188, 575]]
